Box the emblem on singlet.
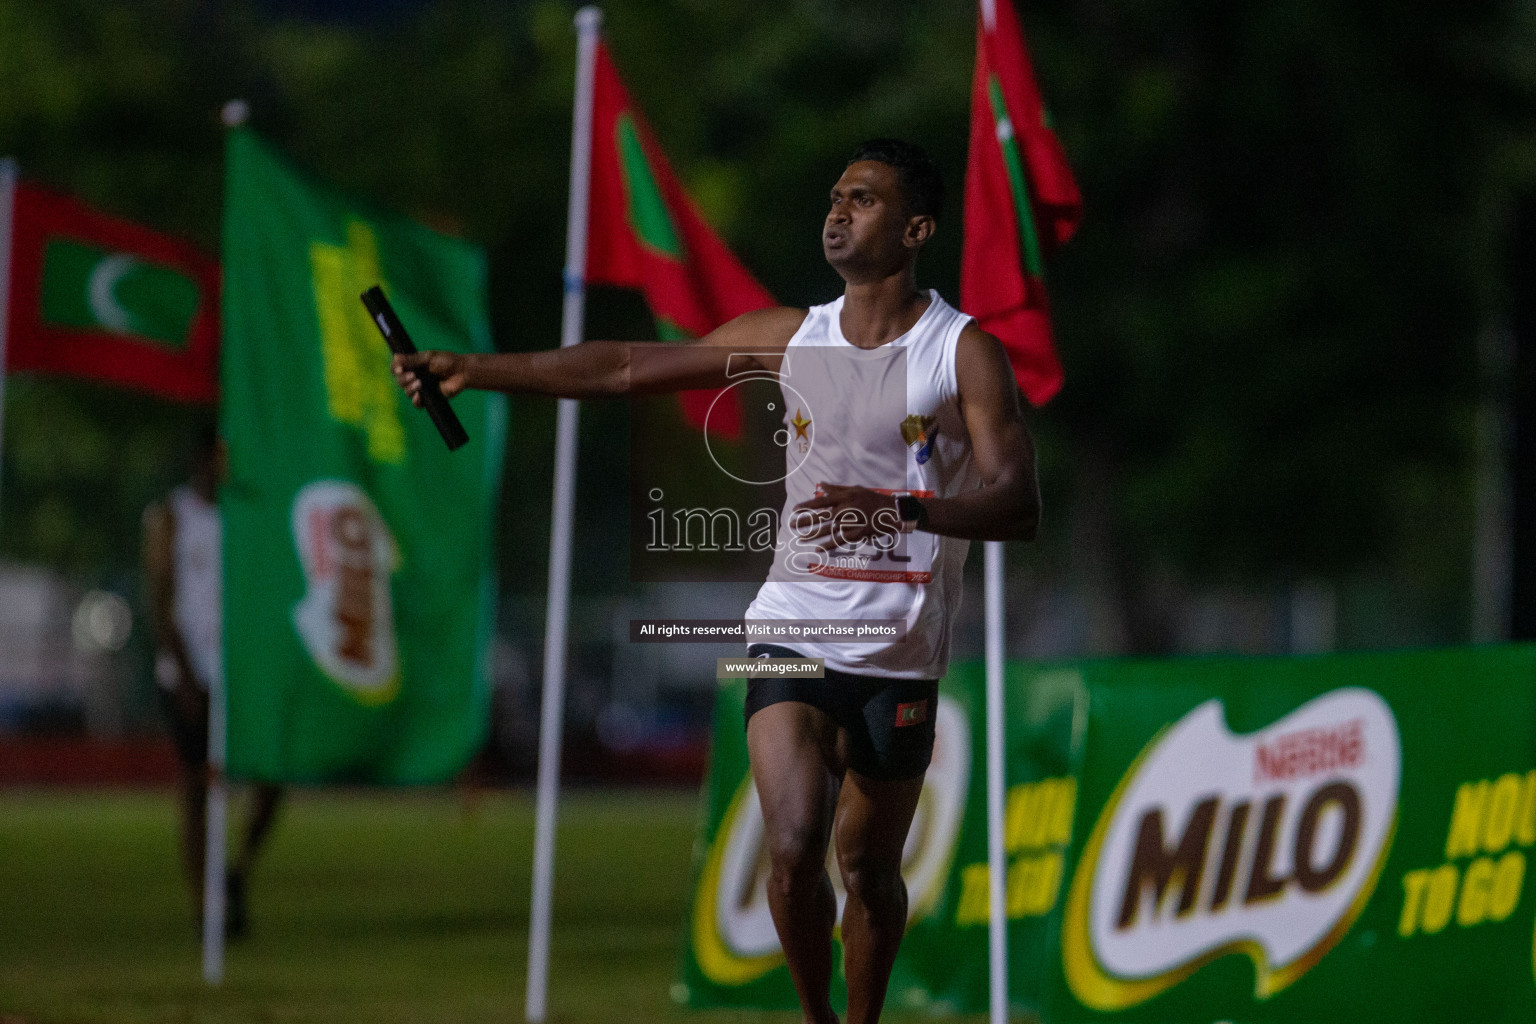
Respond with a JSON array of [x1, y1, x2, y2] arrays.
[[900, 414, 940, 465]]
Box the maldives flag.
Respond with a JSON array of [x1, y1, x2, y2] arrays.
[[961, 0, 1081, 407], [3, 179, 219, 402], [585, 41, 775, 439]]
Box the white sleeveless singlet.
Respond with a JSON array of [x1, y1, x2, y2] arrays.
[[154, 486, 222, 692], [743, 289, 977, 678]]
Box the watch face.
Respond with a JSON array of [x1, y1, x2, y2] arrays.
[[898, 495, 920, 521]]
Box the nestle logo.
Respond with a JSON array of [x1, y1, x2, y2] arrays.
[[1254, 719, 1364, 784]]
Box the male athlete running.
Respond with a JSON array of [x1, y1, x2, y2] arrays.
[[395, 139, 1039, 1024]]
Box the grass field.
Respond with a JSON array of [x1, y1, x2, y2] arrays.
[[0, 787, 987, 1024]]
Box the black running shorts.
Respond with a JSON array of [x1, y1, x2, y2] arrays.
[[742, 643, 938, 781]]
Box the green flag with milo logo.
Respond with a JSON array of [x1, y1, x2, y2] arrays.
[[220, 129, 505, 783]]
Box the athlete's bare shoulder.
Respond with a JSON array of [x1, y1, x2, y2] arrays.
[[694, 306, 808, 374], [956, 321, 1011, 380], [955, 322, 1023, 415], [695, 306, 807, 347]]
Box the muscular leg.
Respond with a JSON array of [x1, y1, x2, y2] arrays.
[[834, 768, 925, 1024], [168, 683, 211, 920], [225, 784, 283, 939], [234, 784, 283, 877], [177, 765, 208, 916], [747, 701, 843, 1024]]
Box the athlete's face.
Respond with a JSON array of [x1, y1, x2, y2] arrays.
[[823, 160, 932, 281]]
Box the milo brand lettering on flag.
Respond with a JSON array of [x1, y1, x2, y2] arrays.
[[221, 129, 505, 784], [5, 181, 220, 401], [290, 481, 401, 705], [682, 646, 1536, 1022]]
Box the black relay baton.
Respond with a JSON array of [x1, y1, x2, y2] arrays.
[[360, 285, 469, 451]]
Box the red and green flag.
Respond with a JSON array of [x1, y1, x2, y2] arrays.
[[4, 179, 219, 402], [961, 0, 1082, 406], [585, 41, 775, 439]]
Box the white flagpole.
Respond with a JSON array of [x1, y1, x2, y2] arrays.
[[526, 7, 601, 1022], [201, 667, 228, 983], [0, 157, 18, 526], [984, 539, 1008, 1024], [980, 5, 1008, 1021], [201, 96, 249, 989]]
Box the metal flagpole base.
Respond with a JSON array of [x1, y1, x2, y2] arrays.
[[201, 771, 228, 984], [984, 540, 1008, 1023]]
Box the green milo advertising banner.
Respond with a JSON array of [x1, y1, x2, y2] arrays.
[[679, 645, 1536, 1022]]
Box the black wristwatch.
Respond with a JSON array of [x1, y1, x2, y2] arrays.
[[896, 494, 928, 533]]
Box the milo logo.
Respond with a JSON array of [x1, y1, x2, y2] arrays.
[[690, 696, 970, 985], [1063, 688, 1400, 1009], [291, 480, 401, 705]]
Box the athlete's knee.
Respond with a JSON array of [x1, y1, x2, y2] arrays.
[[837, 848, 905, 906], [765, 821, 828, 892]]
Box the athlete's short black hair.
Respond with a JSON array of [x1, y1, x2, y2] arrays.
[[848, 138, 944, 219]]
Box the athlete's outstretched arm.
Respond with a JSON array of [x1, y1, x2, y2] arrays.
[[795, 324, 1040, 544], [392, 306, 805, 404]]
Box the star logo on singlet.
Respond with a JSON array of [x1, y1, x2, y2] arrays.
[[791, 408, 811, 440]]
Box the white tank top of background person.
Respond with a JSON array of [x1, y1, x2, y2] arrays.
[[154, 485, 222, 692], [744, 289, 979, 679]]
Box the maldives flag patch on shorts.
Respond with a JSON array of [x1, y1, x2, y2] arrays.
[[894, 700, 928, 727]]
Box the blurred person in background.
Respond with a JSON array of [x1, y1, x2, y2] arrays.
[[142, 424, 283, 938]]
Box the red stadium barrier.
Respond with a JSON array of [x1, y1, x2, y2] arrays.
[[0, 737, 181, 785]]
